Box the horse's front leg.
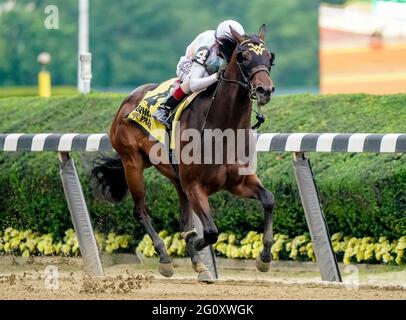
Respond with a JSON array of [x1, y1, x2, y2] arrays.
[[184, 184, 218, 282], [229, 174, 275, 272], [186, 184, 219, 250]]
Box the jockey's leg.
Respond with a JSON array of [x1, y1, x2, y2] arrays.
[[152, 81, 190, 129]]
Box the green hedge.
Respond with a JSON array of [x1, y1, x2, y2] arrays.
[[0, 93, 405, 241], [0, 86, 78, 98]]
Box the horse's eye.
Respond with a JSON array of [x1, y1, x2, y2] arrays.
[[269, 52, 275, 66], [236, 52, 244, 63], [237, 51, 249, 64]]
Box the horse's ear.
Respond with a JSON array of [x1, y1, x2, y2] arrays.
[[230, 26, 245, 43], [258, 24, 266, 41]]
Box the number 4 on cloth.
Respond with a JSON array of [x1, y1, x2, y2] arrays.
[[194, 47, 210, 65]]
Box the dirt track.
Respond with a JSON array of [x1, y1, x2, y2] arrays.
[[2, 276, 406, 300], [0, 261, 405, 300]]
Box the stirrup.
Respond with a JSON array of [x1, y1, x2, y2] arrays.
[[153, 110, 171, 129], [161, 116, 172, 130], [153, 104, 169, 118]]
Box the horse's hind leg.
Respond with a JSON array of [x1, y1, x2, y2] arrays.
[[122, 153, 174, 277], [173, 183, 214, 283], [229, 174, 275, 272]]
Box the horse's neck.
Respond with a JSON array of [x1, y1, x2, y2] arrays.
[[208, 60, 252, 130]]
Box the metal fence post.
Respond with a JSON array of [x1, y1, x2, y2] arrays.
[[193, 212, 218, 279], [292, 152, 341, 282], [58, 152, 104, 277]]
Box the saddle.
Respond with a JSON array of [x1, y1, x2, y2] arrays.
[[127, 78, 201, 150]]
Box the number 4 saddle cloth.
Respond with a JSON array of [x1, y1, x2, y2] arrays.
[[127, 78, 201, 149]]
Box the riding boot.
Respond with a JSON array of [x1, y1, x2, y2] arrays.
[[152, 95, 178, 129], [153, 86, 187, 129]]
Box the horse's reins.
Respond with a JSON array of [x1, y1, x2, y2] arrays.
[[225, 63, 270, 98], [200, 61, 269, 133]]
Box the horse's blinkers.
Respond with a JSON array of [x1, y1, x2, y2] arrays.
[[236, 37, 275, 81]]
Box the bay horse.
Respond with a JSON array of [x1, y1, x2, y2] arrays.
[[91, 25, 275, 282]]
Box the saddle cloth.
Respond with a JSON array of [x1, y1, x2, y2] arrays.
[[127, 78, 201, 149]]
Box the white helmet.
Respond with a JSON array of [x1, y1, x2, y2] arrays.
[[215, 20, 245, 42], [215, 20, 245, 61]]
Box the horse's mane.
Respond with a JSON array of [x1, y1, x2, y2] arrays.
[[219, 37, 238, 62]]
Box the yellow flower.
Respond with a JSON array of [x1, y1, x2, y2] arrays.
[[215, 242, 227, 254], [163, 236, 172, 249], [22, 249, 30, 258], [228, 234, 236, 245], [44, 244, 54, 256], [10, 238, 20, 249], [382, 253, 393, 264], [72, 243, 80, 255], [54, 242, 62, 254], [252, 247, 261, 258], [61, 244, 71, 256], [37, 241, 45, 253], [105, 244, 113, 254], [217, 232, 229, 243], [10, 229, 18, 238], [159, 230, 168, 239]]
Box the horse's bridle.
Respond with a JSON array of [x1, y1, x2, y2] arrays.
[[217, 38, 275, 129], [220, 39, 275, 101], [220, 65, 271, 100], [201, 37, 275, 132]]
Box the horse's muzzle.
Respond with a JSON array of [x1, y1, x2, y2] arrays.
[[256, 85, 274, 106]]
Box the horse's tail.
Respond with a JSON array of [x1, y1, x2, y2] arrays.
[[90, 153, 128, 203]]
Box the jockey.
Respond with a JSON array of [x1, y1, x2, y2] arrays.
[[153, 19, 245, 128]]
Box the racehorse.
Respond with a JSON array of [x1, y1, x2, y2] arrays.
[[91, 25, 275, 282]]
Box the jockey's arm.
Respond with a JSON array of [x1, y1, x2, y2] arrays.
[[188, 62, 219, 93]]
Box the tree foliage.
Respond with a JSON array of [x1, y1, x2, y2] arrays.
[[0, 0, 319, 88]]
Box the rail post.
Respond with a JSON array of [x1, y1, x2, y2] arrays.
[[58, 151, 104, 277], [292, 152, 341, 282]]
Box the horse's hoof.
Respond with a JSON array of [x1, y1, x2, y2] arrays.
[[198, 270, 215, 284], [192, 262, 208, 273], [159, 262, 174, 278], [256, 256, 271, 272]]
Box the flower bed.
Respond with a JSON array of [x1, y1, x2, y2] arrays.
[[137, 230, 406, 266], [0, 227, 131, 257], [1, 228, 405, 266]]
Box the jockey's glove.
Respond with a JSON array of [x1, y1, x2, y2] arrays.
[[217, 63, 228, 78]]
